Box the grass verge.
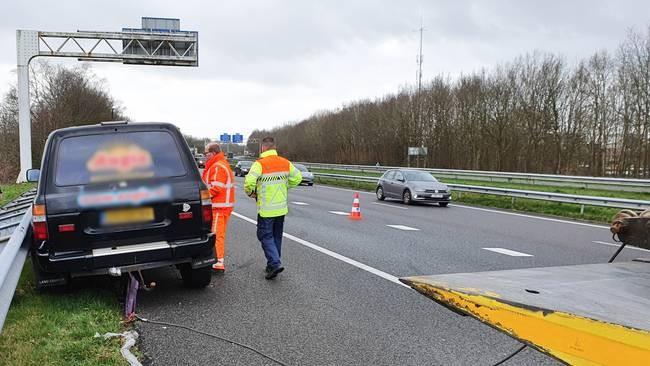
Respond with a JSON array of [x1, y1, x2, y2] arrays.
[[315, 177, 619, 223], [0, 262, 128, 366], [0, 183, 37, 207], [1, 183, 129, 365]]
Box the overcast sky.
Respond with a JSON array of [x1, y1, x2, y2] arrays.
[[0, 1, 648, 139]]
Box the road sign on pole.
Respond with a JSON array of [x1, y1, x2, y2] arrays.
[[408, 147, 428, 156], [232, 133, 243, 143], [219, 133, 231, 143]]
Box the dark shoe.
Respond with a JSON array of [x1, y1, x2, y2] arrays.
[[265, 266, 284, 280], [265, 266, 273, 274]]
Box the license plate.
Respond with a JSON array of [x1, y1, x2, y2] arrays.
[[102, 207, 154, 226], [431, 194, 443, 198]]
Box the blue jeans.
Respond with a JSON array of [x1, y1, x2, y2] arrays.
[[257, 215, 285, 269]]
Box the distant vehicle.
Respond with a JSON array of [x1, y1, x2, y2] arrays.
[[376, 169, 451, 206], [194, 153, 206, 168], [26, 121, 216, 289], [293, 164, 314, 186], [234, 160, 253, 176]]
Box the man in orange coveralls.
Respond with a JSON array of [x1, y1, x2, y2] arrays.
[[202, 142, 235, 272]]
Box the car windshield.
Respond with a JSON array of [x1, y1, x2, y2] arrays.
[[55, 131, 187, 186], [294, 164, 310, 172], [403, 171, 437, 182], [239, 161, 252, 167]]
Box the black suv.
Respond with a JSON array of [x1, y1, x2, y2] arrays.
[[27, 122, 215, 289]]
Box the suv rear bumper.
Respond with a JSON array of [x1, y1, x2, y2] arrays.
[[34, 233, 215, 275]]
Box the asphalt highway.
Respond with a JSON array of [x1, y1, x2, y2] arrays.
[[135, 178, 645, 365]]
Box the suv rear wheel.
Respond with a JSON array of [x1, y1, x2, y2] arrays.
[[179, 264, 212, 288]]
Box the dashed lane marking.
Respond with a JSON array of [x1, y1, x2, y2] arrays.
[[328, 211, 350, 216], [386, 225, 420, 231], [482, 248, 533, 257]]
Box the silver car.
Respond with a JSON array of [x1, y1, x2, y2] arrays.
[[376, 169, 451, 206], [293, 164, 314, 186]]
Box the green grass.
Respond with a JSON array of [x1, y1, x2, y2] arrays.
[[314, 176, 619, 223], [311, 168, 650, 201], [0, 263, 129, 365], [0, 183, 36, 207]]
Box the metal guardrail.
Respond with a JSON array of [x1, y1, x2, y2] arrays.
[[313, 173, 650, 212], [301, 162, 650, 193], [0, 189, 35, 333]]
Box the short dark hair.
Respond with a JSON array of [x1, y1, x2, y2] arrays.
[[261, 137, 275, 150]]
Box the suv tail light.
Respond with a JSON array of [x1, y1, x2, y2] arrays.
[[33, 204, 48, 241], [200, 189, 213, 224]]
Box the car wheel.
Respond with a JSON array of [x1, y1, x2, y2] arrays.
[[180, 264, 212, 288], [376, 186, 385, 201], [439, 202, 449, 207], [308, 182, 314, 186], [402, 189, 412, 205]]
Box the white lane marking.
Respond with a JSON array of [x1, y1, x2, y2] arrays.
[[328, 211, 350, 216], [231, 212, 408, 288], [386, 224, 420, 231], [592, 240, 650, 252], [450, 204, 608, 230], [372, 202, 408, 210], [482, 248, 533, 257], [291, 201, 310, 206]]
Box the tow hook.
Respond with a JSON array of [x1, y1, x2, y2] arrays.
[[124, 271, 156, 318]]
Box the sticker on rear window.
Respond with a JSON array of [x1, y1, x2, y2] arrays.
[[87, 144, 153, 173]]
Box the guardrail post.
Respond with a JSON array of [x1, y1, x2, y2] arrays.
[[580, 204, 585, 215], [511, 196, 516, 208]]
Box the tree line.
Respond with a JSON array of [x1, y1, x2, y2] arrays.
[[249, 26, 650, 178], [0, 62, 127, 182]]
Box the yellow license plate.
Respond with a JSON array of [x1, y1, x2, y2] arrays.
[[102, 207, 154, 225]]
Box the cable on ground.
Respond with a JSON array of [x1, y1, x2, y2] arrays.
[[134, 314, 289, 366], [491, 344, 527, 366]]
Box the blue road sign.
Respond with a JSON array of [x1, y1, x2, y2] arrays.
[[232, 133, 243, 143], [219, 133, 231, 143]]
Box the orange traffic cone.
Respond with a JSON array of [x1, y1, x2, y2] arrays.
[[349, 192, 362, 220]]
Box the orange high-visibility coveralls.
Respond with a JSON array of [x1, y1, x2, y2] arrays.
[[202, 152, 235, 270]]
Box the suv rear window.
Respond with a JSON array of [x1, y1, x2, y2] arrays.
[[55, 131, 187, 186]]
